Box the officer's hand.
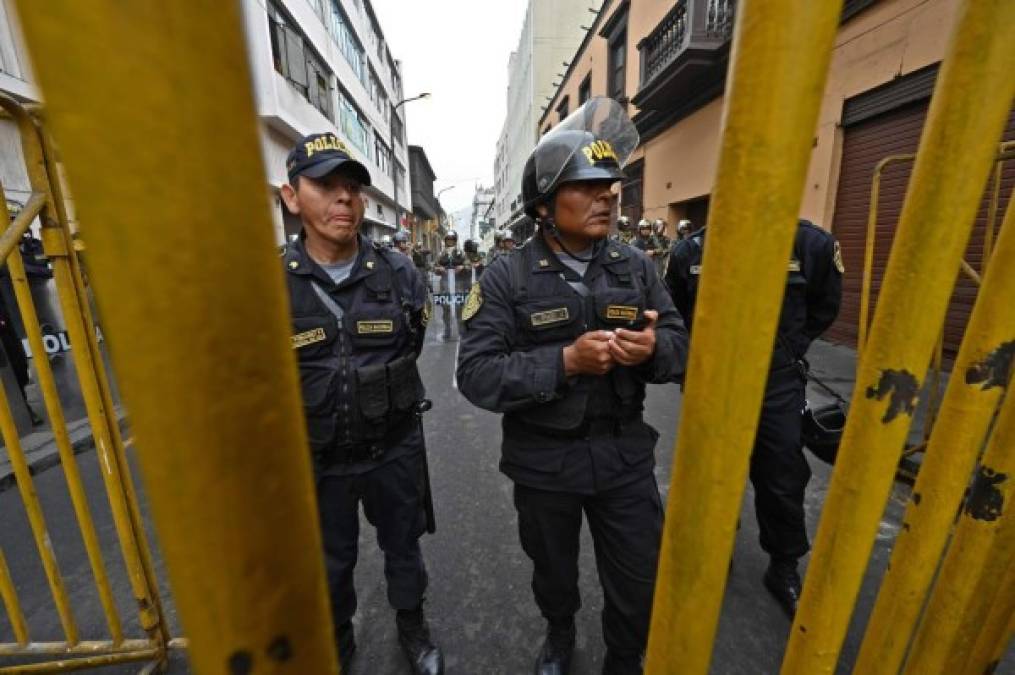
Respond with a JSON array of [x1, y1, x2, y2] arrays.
[[563, 331, 616, 376], [435, 265, 446, 274], [455, 266, 465, 273], [646, 250, 656, 258], [609, 310, 658, 366]]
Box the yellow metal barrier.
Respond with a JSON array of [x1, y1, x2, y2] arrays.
[[0, 96, 170, 670], [11, 1, 339, 673], [851, 188, 1015, 674], [783, 0, 1015, 671], [963, 559, 1015, 675], [645, 1, 845, 672]]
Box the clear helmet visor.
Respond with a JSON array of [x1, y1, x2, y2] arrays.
[[533, 97, 639, 195]]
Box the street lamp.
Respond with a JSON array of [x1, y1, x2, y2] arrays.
[[390, 92, 431, 228]]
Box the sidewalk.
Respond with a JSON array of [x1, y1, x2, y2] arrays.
[[0, 410, 128, 493]]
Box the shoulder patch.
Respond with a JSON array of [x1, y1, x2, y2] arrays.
[[833, 241, 845, 274], [462, 283, 483, 322]]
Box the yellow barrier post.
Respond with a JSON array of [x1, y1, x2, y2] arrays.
[[782, 1, 1015, 671], [0, 189, 124, 644], [644, 1, 844, 672], [0, 548, 28, 646], [902, 390, 1015, 673], [962, 556, 1015, 675], [851, 201, 1015, 674], [12, 2, 339, 673]]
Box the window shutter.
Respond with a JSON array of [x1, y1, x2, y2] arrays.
[[284, 26, 308, 86]]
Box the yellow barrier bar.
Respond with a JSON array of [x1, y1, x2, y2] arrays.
[[0, 379, 77, 644], [12, 2, 339, 674], [902, 391, 1015, 674], [0, 549, 28, 646], [858, 154, 915, 353], [37, 123, 166, 648], [0, 194, 124, 644], [962, 556, 1015, 675], [782, 1, 1015, 671], [0, 648, 160, 674], [851, 196, 1015, 674], [644, 1, 844, 672]]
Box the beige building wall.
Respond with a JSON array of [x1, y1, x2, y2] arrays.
[[541, 0, 963, 234]]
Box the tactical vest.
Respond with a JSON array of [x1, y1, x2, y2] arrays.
[[288, 246, 424, 458], [506, 240, 650, 434]]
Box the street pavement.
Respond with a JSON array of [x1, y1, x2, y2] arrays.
[[0, 328, 1011, 673]]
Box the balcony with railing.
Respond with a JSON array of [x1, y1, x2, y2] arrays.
[[632, 0, 736, 135]]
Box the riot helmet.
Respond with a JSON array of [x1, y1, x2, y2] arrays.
[[493, 231, 505, 244], [637, 219, 652, 233], [443, 230, 458, 247], [617, 215, 632, 232], [522, 97, 638, 220], [677, 219, 692, 234], [654, 218, 667, 235], [393, 230, 409, 243], [463, 239, 478, 255], [802, 401, 847, 465]]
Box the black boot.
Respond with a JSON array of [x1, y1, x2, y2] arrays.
[[763, 558, 802, 619], [396, 605, 444, 675], [335, 620, 356, 671], [601, 649, 643, 675], [534, 616, 575, 675]]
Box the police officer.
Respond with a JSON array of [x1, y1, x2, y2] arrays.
[[614, 215, 633, 244], [675, 219, 692, 242], [652, 219, 670, 253], [632, 220, 659, 258], [463, 238, 485, 280], [279, 132, 444, 675], [394, 229, 412, 257], [434, 231, 467, 340], [663, 219, 843, 618], [457, 98, 688, 675], [502, 231, 516, 253], [488, 231, 505, 264]]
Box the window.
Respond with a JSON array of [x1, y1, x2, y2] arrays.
[[608, 30, 627, 101], [268, 1, 332, 120], [338, 89, 370, 153], [578, 74, 592, 105], [556, 96, 570, 122], [391, 112, 405, 148], [328, 0, 366, 84], [374, 133, 392, 175], [369, 68, 389, 119]]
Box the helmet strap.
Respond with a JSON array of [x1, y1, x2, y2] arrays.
[[539, 215, 600, 264]]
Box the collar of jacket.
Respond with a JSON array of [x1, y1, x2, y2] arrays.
[[284, 233, 381, 288], [528, 233, 630, 277]]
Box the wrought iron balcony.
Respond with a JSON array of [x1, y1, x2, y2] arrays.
[[633, 0, 736, 135]]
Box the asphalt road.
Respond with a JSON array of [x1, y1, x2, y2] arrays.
[[0, 327, 1011, 674]]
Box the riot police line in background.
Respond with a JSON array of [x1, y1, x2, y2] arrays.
[[431, 231, 490, 342], [458, 97, 687, 675]]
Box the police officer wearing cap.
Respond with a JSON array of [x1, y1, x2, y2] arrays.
[[279, 133, 444, 675], [488, 231, 505, 264], [456, 98, 688, 675], [663, 218, 842, 619], [393, 230, 411, 257]]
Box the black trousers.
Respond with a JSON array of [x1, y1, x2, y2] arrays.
[[750, 366, 811, 561], [317, 452, 429, 626], [513, 474, 664, 655]]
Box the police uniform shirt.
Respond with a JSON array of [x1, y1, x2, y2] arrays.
[[456, 235, 689, 494], [284, 234, 429, 476]]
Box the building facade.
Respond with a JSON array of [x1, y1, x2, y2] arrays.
[[540, 0, 1014, 355], [469, 185, 495, 244], [408, 144, 443, 253], [0, 0, 41, 219], [492, 0, 594, 231], [242, 0, 412, 243]]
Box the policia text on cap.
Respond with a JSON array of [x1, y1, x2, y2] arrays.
[[279, 133, 444, 675], [456, 97, 689, 675]]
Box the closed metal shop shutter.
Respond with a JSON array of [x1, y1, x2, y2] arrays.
[[826, 102, 1015, 359]]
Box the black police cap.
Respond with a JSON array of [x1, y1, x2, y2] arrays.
[[287, 133, 372, 186]]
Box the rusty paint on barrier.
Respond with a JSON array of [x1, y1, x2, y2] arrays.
[[268, 635, 294, 662], [966, 340, 1015, 390], [864, 369, 920, 422], [965, 467, 1007, 521]]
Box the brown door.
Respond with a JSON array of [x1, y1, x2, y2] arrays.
[[827, 103, 1015, 359]]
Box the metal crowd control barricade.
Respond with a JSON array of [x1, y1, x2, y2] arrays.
[[0, 96, 174, 672], [3, 0, 1014, 674]]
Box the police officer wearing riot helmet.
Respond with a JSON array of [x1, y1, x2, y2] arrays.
[[457, 98, 688, 675], [488, 231, 505, 264], [463, 238, 485, 278], [663, 219, 842, 619], [279, 133, 444, 675], [434, 231, 467, 340], [502, 231, 516, 252], [394, 229, 412, 256]]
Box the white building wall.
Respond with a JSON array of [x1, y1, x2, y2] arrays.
[[492, 0, 591, 229], [243, 0, 411, 243], [0, 0, 39, 210]]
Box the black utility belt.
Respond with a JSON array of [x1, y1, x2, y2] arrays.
[[508, 414, 642, 440], [328, 414, 416, 464]]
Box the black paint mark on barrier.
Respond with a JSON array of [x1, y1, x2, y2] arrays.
[[913, 492, 922, 505], [966, 340, 1015, 391], [228, 650, 253, 675], [965, 466, 1007, 522], [865, 369, 920, 423], [268, 635, 293, 662]]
